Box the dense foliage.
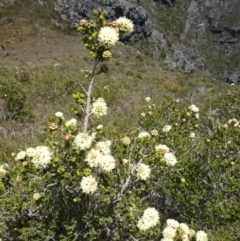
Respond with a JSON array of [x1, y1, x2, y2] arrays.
[[0, 9, 240, 241]]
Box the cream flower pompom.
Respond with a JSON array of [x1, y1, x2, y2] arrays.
[[162, 152, 177, 167], [116, 16, 134, 34], [65, 118, 77, 128], [166, 219, 179, 229], [91, 98, 108, 118], [138, 131, 150, 139], [31, 146, 52, 169], [0, 164, 8, 178], [15, 150, 26, 160], [95, 140, 112, 155], [26, 147, 36, 157], [137, 207, 160, 231], [179, 223, 190, 235], [162, 226, 177, 239], [121, 136, 131, 145], [162, 125, 172, 133], [99, 155, 116, 172], [73, 132, 96, 150], [55, 111, 64, 119], [188, 104, 199, 113], [155, 144, 170, 155], [136, 163, 151, 180], [98, 26, 119, 48], [85, 149, 102, 168], [80, 175, 98, 194], [196, 230, 208, 241]]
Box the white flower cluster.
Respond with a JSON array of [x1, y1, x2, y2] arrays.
[[138, 131, 150, 139], [162, 125, 172, 133], [121, 136, 131, 145], [155, 144, 170, 156], [85, 140, 116, 172], [151, 129, 159, 136], [145, 97, 151, 102], [0, 164, 8, 178], [116, 16, 134, 35], [15, 150, 27, 160], [137, 207, 160, 231], [73, 132, 96, 150], [136, 163, 151, 180], [65, 118, 78, 128], [196, 230, 208, 241], [155, 144, 177, 166], [163, 152, 177, 167], [188, 104, 199, 113], [91, 98, 108, 118], [55, 111, 64, 119], [30, 146, 52, 169], [189, 132, 196, 139], [228, 118, 240, 128], [15, 146, 52, 169], [188, 104, 200, 119], [80, 175, 98, 194], [161, 219, 208, 241], [98, 26, 119, 48]]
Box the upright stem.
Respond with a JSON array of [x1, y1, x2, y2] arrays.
[[83, 58, 100, 133]]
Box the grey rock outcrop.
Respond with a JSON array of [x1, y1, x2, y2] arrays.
[[55, 0, 153, 42]]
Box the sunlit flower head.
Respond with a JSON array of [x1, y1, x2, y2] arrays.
[[138, 131, 150, 139], [116, 16, 134, 35], [121, 136, 131, 145], [162, 125, 172, 133], [33, 192, 41, 201], [162, 152, 177, 166], [73, 132, 96, 150], [85, 148, 102, 168], [189, 229, 196, 238], [196, 230, 208, 241], [145, 97, 151, 102], [195, 113, 199, 119], [95, 140, 112, 155], [189, 132, 196, 139], [155, 144, 170, 156], [31, 146, 52, 169], [122, 158, 129, 164], [96, 124, 103, 130], [188, 104, 199, 113], [65, 118, 77, 128], [166, 219, 179, 229], [136, 163, 151, 180], [151, 129, 159, 136], [91, 98, 108, 118], [179, 223, 190, 235], [55, 111, 64, 119], [162, 226, 177, 239], [80, 175, 98, 194], [15, 150, 26, 161], [99, 155, 116, 172], [26, 147, 36, 157], [0, 164, 8, 178], [98, 26, 119, 48], [137, 207, 160, 231]]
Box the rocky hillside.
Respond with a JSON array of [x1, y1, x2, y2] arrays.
[[53, 0, 240, 84], [1, 0, 240, 84]]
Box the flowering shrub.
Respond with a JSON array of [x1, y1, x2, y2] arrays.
[[3, 8, 240, 241]]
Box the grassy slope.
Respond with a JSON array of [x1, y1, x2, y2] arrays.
[[0, 0, 236, 154]]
